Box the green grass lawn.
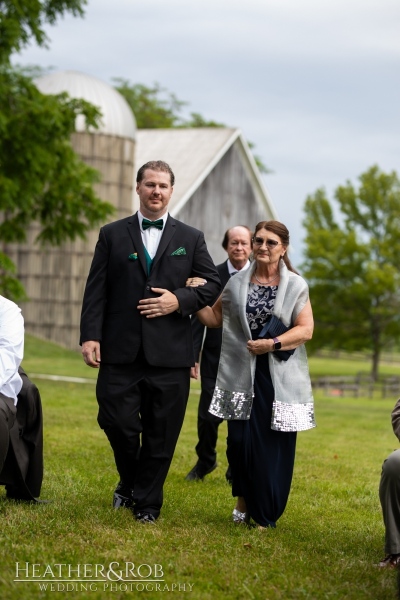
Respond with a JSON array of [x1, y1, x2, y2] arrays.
[[1, 337, 400, 599], [308, 354, 400, 380]]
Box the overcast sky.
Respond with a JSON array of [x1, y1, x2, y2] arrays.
[[13, 0, 400, 264]]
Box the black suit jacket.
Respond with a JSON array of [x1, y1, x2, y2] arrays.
[[80, 213, 221, 368], [191, 261, 230, 379]]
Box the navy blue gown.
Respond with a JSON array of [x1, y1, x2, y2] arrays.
[[226, 284, 297, 527]]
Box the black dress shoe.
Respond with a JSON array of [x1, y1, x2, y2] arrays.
[[113, 481, 134, 509], [185, 462, 217, 481], [135, 511, 156, 524], [6, 485, 34, 501]]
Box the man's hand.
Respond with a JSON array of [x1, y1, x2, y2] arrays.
[[190, 362, 200, 380], [137, 288, 180, 318], [82, 340, 101, 367]]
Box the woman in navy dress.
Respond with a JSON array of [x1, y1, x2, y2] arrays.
[[227, 283, 297, 527], [190, 221, 315, 529]]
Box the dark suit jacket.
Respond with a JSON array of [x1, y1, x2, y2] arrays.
[[0, 368, 44, 500], [80, 213, 221, 368], [191, 261, 230, 379]]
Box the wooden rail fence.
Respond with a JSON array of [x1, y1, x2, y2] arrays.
[[311, 374, 400, 399]]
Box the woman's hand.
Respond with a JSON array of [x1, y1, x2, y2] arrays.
[[186, 277, 207, 287], [247, 339, 272, 355]]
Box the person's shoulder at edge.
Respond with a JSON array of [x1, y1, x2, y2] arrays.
[[0, 295, 21, 314], [391, 399, 400, 441]]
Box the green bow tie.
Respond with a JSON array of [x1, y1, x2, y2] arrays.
[[142, 218, 163, 231]]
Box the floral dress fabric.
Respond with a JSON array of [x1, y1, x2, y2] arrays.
[[226, 284, 297, 527]]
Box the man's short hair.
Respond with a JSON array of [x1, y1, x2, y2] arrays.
[[222, 225, 252, 250], [136, 161, 175, 186]]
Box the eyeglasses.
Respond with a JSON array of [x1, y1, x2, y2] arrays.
[[252, 237, 281, 248]]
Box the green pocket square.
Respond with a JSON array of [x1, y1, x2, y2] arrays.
[[128, 253, 138, 261], [171, 247, 186, 256]]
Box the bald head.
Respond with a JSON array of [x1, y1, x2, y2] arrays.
[[222, 226, 252, 270]]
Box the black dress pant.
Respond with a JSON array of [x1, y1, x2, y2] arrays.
[[0, 374, 44, 500], [0, 394, 16, 473], [196, 376, 222, 469], [96, 353, 190, 519]]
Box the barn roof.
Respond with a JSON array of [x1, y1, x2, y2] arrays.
[[135, 128, 277, 218]]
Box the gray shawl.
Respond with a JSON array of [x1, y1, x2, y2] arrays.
[[208, 259, 316, 432]]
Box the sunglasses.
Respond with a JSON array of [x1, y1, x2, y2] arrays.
[[252, 237, 281, 248]]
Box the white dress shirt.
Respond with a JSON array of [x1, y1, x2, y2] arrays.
[[227, 259, 251, 277], [138, 211, 168, 259], [0, 295, 24, 405]]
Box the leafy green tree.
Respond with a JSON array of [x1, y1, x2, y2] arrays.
[[114, 78, 272, 173], [183, 111, 225, 128], [0, 1, 114, 300], [113, 79, 225, 129], [0, 0, 86, 63], [112, 80, 185, 129], [301, 165, 400, 380]]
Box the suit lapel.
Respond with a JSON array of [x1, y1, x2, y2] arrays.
[[127, 213, 147, 275], [220, 261, 230, 287]]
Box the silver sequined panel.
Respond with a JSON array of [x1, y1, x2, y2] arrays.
[[209, 386, 253, 420], [272, 399, 316, 432]]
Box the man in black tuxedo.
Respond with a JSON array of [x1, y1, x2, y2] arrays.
[[185, 226, 252, 482], [80, 160, 220, 523]]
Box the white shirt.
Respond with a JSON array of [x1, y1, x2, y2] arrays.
[[138, 211, 168, 259], [0, 296, 24, 405], [227, 259, 251, 277]]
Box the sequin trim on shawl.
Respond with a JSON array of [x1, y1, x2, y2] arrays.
[[209, 386, 253, 420], [272, 399, 316, 432]]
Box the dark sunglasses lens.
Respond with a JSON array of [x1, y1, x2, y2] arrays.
[[253, 237, 279, 246]]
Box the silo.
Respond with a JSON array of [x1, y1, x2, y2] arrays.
[[8, 71, 136, 350]]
